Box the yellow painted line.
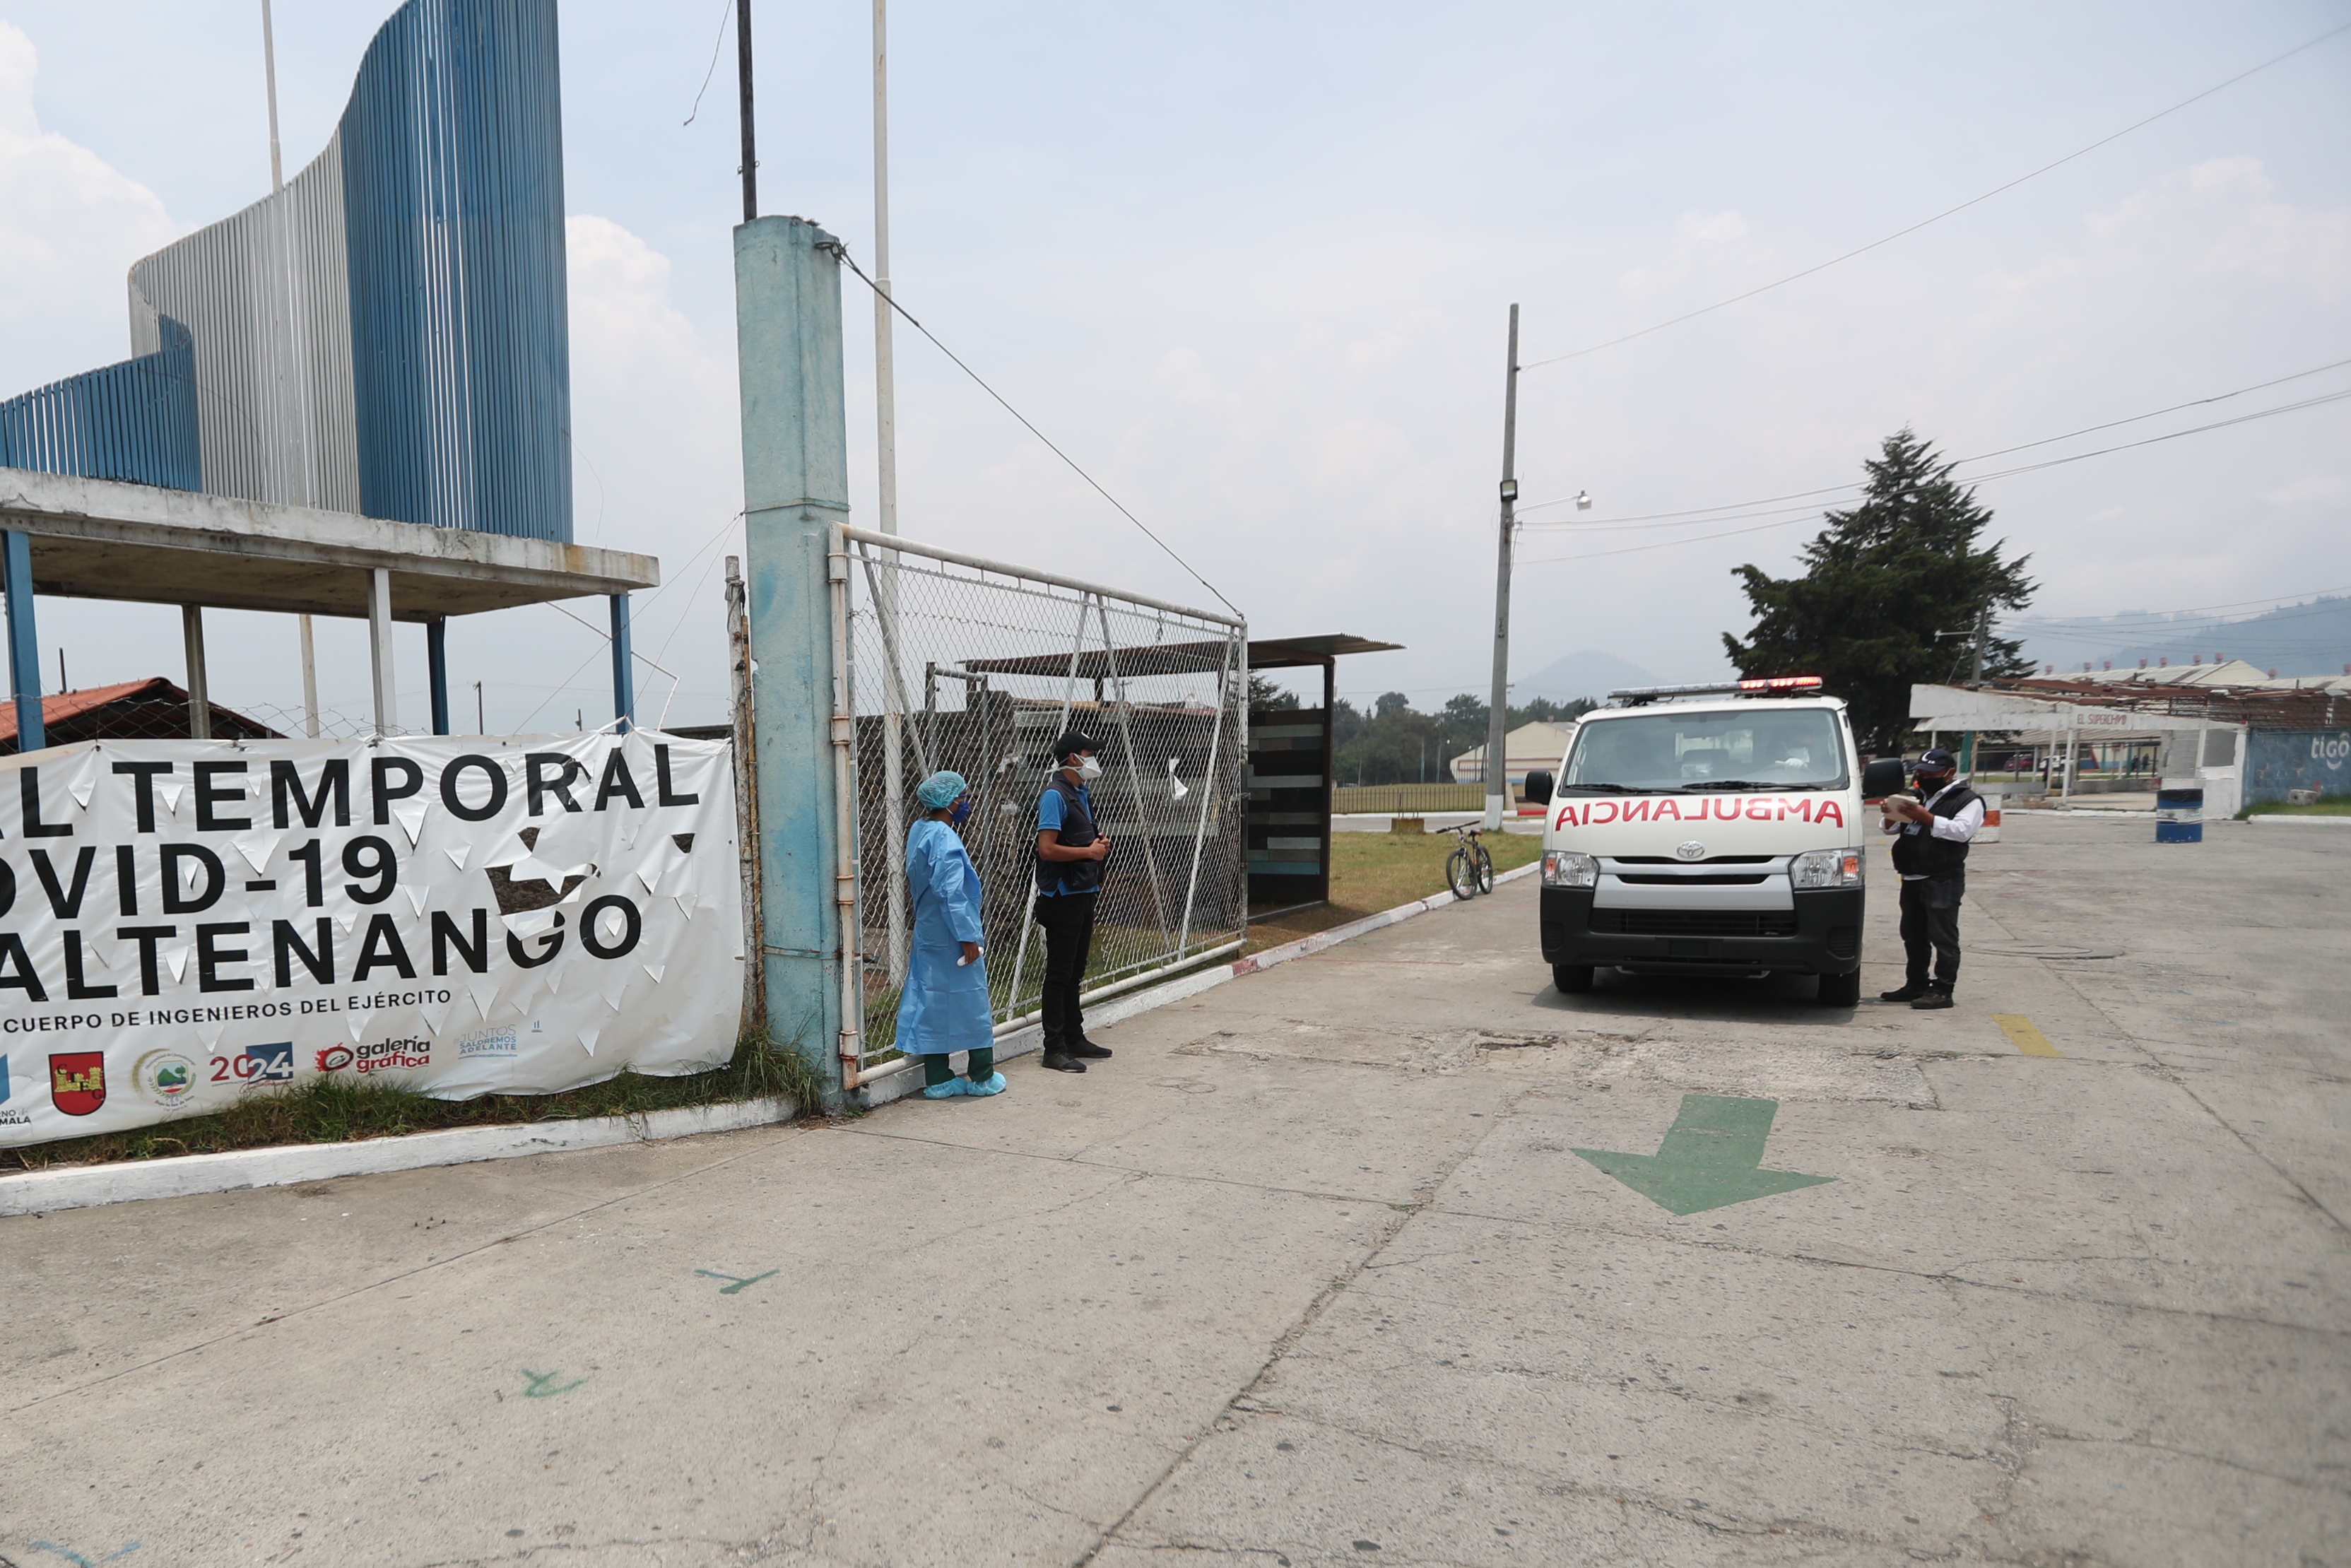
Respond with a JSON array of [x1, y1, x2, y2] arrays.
[[1991, 1013, 2062, 1058]]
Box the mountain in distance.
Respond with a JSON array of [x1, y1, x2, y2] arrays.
[[2015, 594, 2351, 678], [1518, 649, 1661, 705]]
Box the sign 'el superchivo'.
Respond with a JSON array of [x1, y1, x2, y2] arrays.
[[0, 734, 742, 1148]]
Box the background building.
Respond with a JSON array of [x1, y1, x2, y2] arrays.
[[0, 0, 642, 748]]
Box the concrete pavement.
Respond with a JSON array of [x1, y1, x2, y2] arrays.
[[2, 813, 2344, 1567]]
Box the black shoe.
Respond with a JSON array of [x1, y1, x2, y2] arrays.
[[1040, 1052, 1088, 1073], [1910, 989, 1955, 1010], [1068, 1039, 1113, 1059], [1879, 984, 1928, 1003]]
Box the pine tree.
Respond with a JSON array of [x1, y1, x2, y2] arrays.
[[1722, 430, 2034, 753]]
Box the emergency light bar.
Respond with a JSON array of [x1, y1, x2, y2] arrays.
[[1608, 675, 1826, 706]]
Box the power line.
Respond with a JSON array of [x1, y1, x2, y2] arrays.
[[1516, 19, 2351, 372], [1960, 389, 2351, 483], [508, 506, 746, 733], [1514, 385, 2351, 568], [680, 0, 734, 125], [1952, 357, 2351, 467], [822, 241, 1242, 618], [1521, 481, 1851, 523], [1519, 354, 2351, 527]]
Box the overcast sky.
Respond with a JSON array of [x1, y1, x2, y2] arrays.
[[2, 0, 2346, 729]]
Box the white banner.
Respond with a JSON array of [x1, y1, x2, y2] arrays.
[[0, 733, 742, 1148]]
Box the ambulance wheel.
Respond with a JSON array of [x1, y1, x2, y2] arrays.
[[1817, 968, 1861, 1006], [1552, 964, 1595, 995]]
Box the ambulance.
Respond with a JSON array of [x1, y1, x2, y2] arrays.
[[1521, 676, 1906, 1006]]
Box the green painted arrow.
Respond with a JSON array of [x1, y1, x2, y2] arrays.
[[1573, 1095, 1833, 1215]]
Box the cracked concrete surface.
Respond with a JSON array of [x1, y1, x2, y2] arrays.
[[1, 814, 2343, 1567]]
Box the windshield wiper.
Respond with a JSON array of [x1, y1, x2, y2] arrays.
[[1676, 779, 1829, 792], [1558, 783, 1660, 794]]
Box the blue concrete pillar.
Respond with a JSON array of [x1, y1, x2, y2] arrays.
[[735, 215, 849, 1107], [609, 594, 635, 733], [2, 532, 43, 752], [427, 618, 452, 736]]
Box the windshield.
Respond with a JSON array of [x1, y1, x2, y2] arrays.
[[1561, 708, 1849, 792]]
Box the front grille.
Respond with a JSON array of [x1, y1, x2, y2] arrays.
[[1614, 873, 1770, 886], [1610, 854, 1772, 866], [1589, 909, 1798, 938]]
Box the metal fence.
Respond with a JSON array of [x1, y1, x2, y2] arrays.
[[0, 317, 201, 490], [1331, 782, 1490, 815], [836, 524, 1247, 1085]]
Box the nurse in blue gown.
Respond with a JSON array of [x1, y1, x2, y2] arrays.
[[895, 770, 1006, 1099]]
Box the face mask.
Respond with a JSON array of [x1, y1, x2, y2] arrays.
[[948, 796, 973, 827], [1073, 755, 1102, 780]]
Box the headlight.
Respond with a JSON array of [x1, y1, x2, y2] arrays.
[[1543, 850, 1598, 888], [1791, 847, 1863, 889]]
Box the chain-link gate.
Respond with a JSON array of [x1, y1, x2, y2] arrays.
[[832, 523, 1247, 1088]]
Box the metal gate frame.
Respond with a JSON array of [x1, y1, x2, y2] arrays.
[[830, 521, 1247, 1090]]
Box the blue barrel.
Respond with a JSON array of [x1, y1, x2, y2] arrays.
[[2156, 786, 2203, 844]]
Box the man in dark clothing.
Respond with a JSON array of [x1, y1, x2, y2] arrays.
[[1033, 730, 1113, 1073], [1878, 746, 1984, 1010]]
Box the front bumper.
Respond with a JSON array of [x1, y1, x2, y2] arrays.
[[1540, 885, 1865, 976]]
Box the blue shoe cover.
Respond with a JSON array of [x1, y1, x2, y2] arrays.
[[965, 1071, 1007, 1097], [922, 1078, 970, 1100]]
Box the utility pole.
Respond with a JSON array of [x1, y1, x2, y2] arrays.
[[871, 0, 898, 541], [1481, 304, 1521, 832], [260, 0, 284, 189], [872, 0, 909, 983], [260, 0, 321, 739], [1960, 603, 1989, 775], [736, 0, 758, 222]]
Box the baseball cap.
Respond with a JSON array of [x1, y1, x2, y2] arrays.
[[1914, 747, 1959, 774]]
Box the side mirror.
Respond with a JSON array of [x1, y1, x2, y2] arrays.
[[1861, 758, 1909, 801], [1523, 770, 1554, 806]]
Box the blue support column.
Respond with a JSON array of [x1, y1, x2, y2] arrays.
[[2, 532, 43, 752], [427, 618, 452, 736], [736, 215, 849, 1107], [609, 594, 635, 733]]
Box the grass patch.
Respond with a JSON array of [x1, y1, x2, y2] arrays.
[[1, 1026, 822, 1174], [2239, 798, 2351, 818], [1247, 830, 1543, 953]]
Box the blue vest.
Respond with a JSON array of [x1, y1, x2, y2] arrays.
[[1035, 774, 1103, 895]]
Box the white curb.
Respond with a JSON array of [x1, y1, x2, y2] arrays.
[[860, 861, 1540, 1109], [0, 1095, 796, 1218], [2251, 813, 2351, 827]]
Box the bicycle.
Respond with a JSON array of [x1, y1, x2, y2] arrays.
[[1444, 823, 1495, 900]]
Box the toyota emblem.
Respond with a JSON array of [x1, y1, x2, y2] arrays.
[[1675, 840, 1706, 861]]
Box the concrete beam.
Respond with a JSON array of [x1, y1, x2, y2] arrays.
[[367, 567, 396, 736], [0, 466, 658, 620], [2, 531, 42, 748], [182, 603, 211, 740]]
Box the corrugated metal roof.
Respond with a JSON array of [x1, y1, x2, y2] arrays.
[[0, 678, 283, 749]]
